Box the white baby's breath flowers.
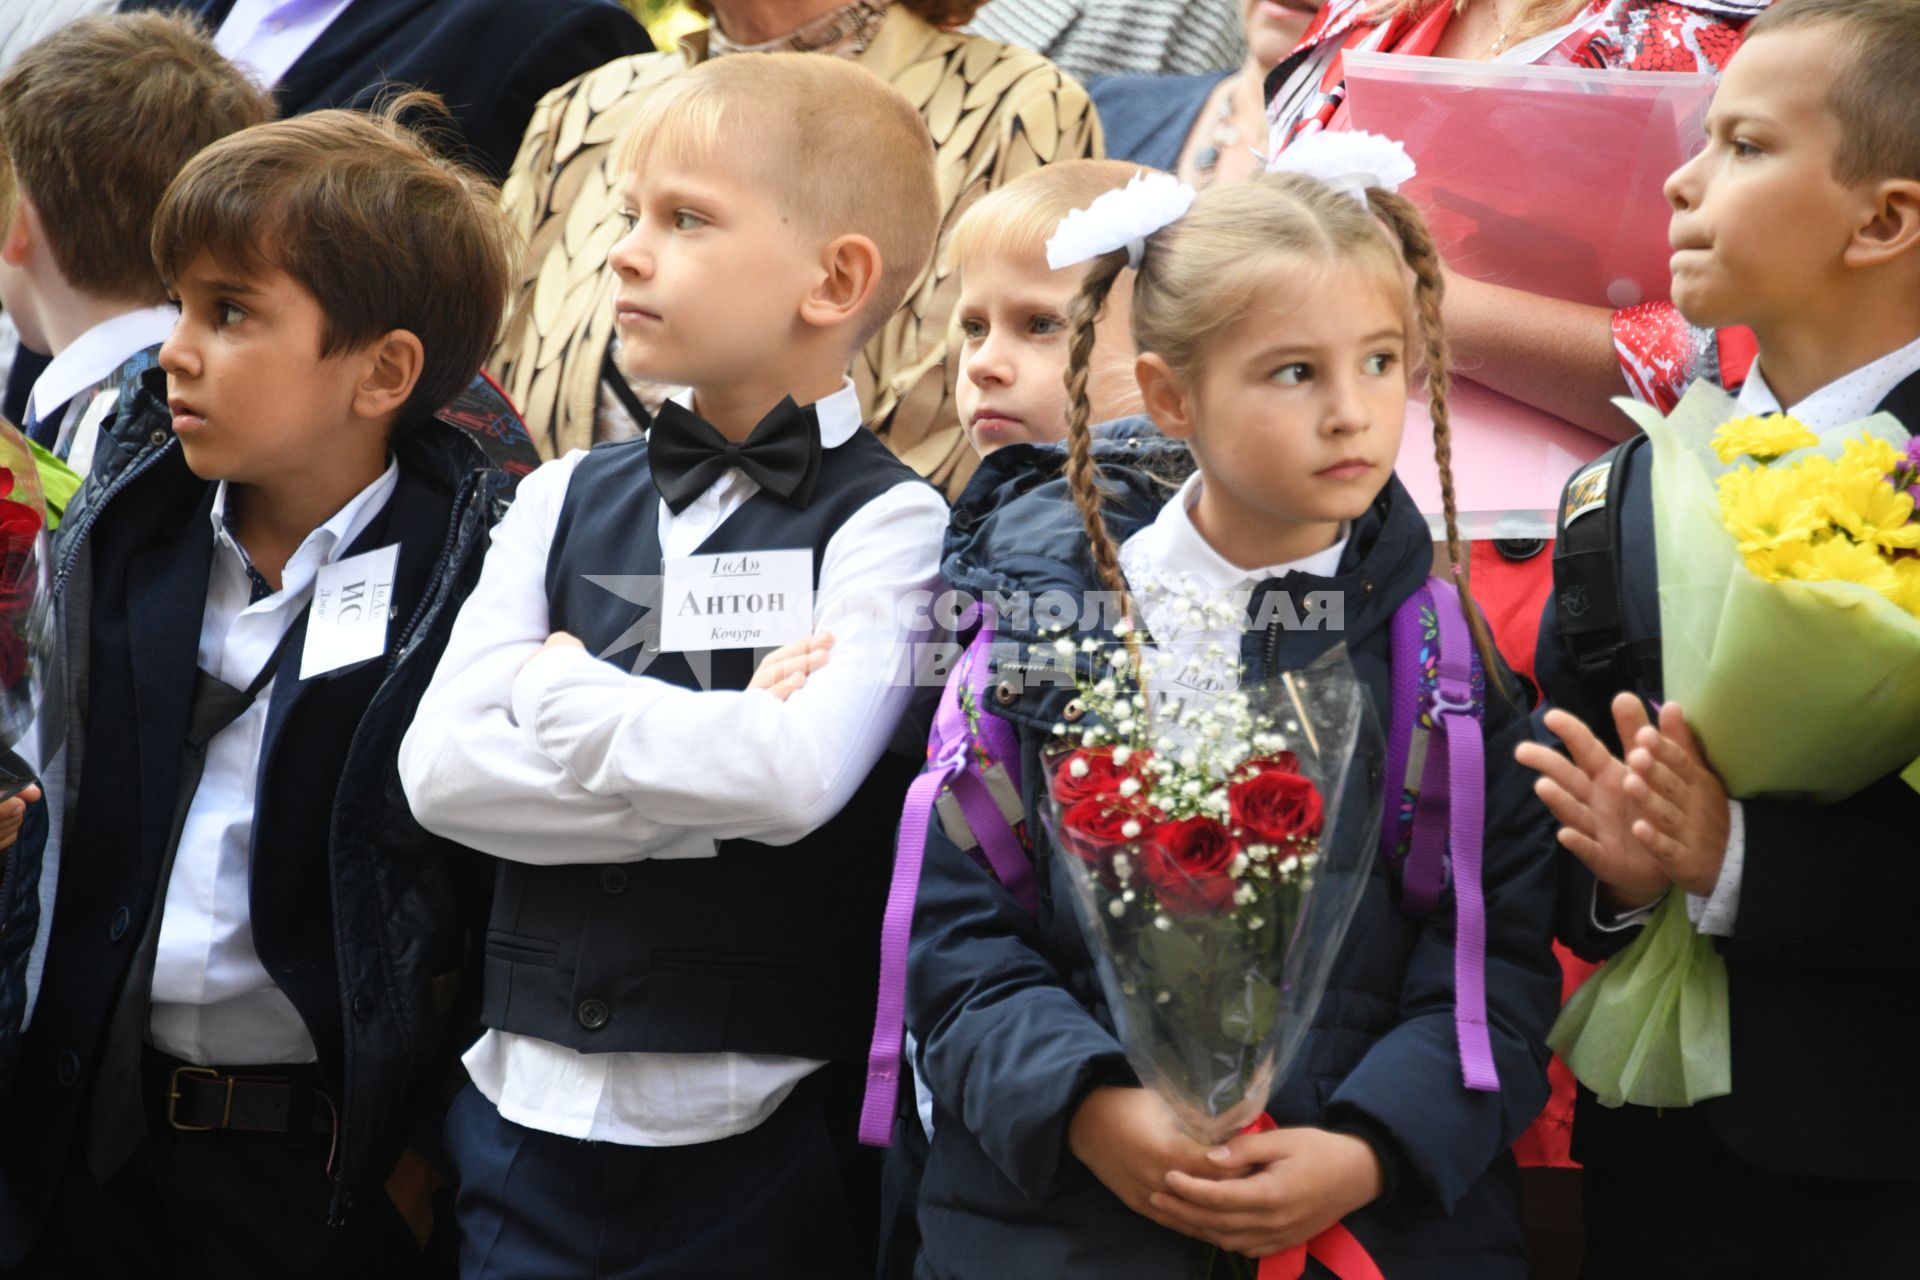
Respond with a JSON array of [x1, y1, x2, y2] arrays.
[[1069, 758, 1091, 779]]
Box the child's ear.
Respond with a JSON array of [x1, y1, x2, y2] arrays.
[[353, 329, 426, 422], [1, 196, 36, 268], [799, 234, 882, 333], [1845, 178, 1920, 269], [1136, 352, 1195, 440]]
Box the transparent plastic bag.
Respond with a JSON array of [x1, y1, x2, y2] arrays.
[[1041, 644, 1384, 1144]]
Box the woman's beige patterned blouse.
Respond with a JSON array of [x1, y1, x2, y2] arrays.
[[489, 4, 1102, 499]]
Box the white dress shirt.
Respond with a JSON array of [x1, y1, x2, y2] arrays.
[[25, 305, 175, 473], [1668, 336, 1920, 938], [147, 461, 398, 1066], [214, 0, 355, 92], [1118, 472, 1347, 698], [400, 379, 949, 1144]]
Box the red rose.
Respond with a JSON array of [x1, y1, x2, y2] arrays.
[[1230, 768, 1323, 845], [1245, 751, 1300, 775], [1057, 796, 1147, 870], [1141, 816, 1239, 915], [1051, 748, 1127, 805], [0, 499, 41, 689]]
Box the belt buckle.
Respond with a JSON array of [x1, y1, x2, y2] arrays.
[[167, 1064, 232, 1131]]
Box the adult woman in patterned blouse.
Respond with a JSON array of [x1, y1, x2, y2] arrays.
[[490, 0, 1100, 499]]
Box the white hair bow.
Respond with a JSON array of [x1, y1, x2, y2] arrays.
[[1266, 131, 1417, 207], [1045, 170, 1198, 272]]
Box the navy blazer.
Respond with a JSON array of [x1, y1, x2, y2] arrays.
[[903, 427, 1559, 1280], [1537, 368, 1920, 1181], [121, 0, 653, 180]]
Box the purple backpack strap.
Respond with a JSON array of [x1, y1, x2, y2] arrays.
[[1389, 578, 1499, 1093], [858, 620, 1034, 1146]]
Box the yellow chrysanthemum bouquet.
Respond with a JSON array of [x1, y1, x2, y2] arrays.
[[1551, 383, 1920, 1110]]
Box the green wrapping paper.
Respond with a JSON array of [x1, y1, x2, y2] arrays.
[[1550, 385, 1919, 1108], [1616, 384, 1920, 801], [1550, 894, 1729, 1108]]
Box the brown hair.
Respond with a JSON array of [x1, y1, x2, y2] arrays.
[[1746, 0, 1920, 185], [1060, 171, 1508, 689], [152, 94, 518, 427], [0, 12, 272, 304], [616, 53, 940, 346], [687, 0, 988, 29]]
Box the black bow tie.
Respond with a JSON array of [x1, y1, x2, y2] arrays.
[[647, 396, 823, 515]]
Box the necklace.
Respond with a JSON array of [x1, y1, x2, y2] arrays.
[[1193, 72, 1255, 189], [1485, 0, 1514, 55]]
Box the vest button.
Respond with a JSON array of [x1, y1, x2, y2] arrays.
[[352, 994, 376, 1020], [577, 999, 610, 1031], [1062, 698, 1086, 722], [109, 906, 131, 942], [993, 679, 1018, 707], [600, 866, 629, 895], [57, 1051, 80, 1086], [149, 428, 168, 446]]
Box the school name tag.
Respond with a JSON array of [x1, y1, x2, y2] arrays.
[[660, 549, 813, 652], [300, 543, 400, 680]]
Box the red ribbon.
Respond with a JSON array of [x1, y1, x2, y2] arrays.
[[1237, 1116, 1387, 1280]]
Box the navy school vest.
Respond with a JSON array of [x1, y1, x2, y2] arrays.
[[482, 427, 934, 1060]]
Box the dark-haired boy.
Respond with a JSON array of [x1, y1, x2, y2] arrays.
[[0, 105, 515, 1278], [1523, 1, 1920, 1274]]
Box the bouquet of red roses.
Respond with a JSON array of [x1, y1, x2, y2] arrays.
[[0, 417, 58, 798], [1042, 638, 1383, 1144]]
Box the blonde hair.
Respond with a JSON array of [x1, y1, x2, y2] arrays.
[[1060, 171, 1508, 687], [948, 160, 1149, 272], [616, 53, 941, 343], [1380, 0, 1589, 45]]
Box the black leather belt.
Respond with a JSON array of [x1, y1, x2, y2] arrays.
[[141, 1049, 325, 1135]]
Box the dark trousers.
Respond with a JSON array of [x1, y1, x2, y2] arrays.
[[1582, 1131, 1920, 1280], [447, 1066, 880, 1279], [9, 1054, 427, 1279]]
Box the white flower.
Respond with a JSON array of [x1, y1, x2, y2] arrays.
[[1113, 853, 1132, 877], [1155, 990, 1172, 1005], [1121, 819, 1142, 839], [1154, 914, 1173, 931], [1054, 637, 1075, 656], [1248, 917, 1266, 931], [1267, 130, 1416, 206], [1234, 883, 1258, 907], [1118, 778, 1141, 798], [1069, 758, 1090, 779], [1113, 746, 1132, 766], [1230, 853, 1249, 876], [1108, 898, 1127, 918]]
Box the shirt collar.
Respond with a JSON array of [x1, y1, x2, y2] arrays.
[[26, 305, 176, 424], [208, 458, 401, 586], [1737, 332, 1920, 429], [1125, 472, 1349, 593], [668, 378, 865, 449]]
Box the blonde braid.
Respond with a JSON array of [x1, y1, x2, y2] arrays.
[[1368, 189, 1512, 699], [1061, 249, 1150, 682]]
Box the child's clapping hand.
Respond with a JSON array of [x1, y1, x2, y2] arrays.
[[1153, 1125, 1384, 1258], [1619, 699, 1731, 897], [1517, 693, 1731, 904]]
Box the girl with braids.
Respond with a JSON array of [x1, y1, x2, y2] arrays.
[[899, 165, 1559, 1278]]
